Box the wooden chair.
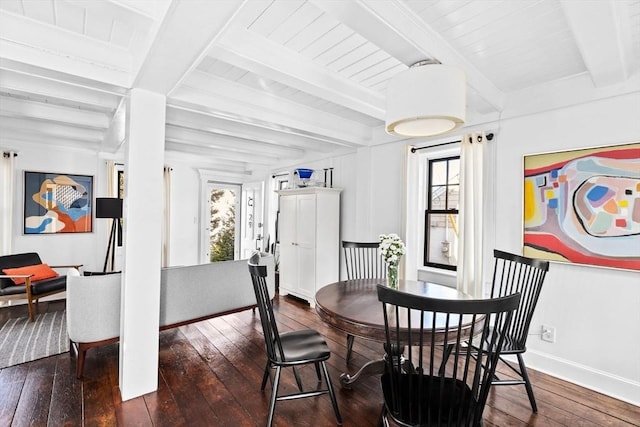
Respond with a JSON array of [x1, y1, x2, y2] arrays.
[[442, 249, 550, 412], [342, 240, 385, 363], [0, 252, 81, 321], [248, 259, 342, 427], [377, 284, 520, 426]]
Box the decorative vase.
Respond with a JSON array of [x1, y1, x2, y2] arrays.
[[387, 263, 399, 289]]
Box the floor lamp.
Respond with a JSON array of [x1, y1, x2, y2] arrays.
[[96, 198, 123, 273]]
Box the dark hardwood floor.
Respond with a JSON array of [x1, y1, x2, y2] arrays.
[[1, 296, 638, 427]]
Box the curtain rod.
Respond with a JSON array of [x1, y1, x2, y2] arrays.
[[410, 132, 494, 153], [272, 172, 289, 178]]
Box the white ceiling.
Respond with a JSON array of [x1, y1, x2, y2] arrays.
[[1, 0, 639, 178]]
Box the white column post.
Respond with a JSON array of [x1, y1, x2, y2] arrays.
[[119, 88, 166, 400]]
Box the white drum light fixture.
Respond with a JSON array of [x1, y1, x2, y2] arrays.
[[385, 60, 466, 137]]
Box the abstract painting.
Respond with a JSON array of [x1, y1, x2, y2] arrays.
[[24, 171, 93, 234], [523, 142, 640, 271]]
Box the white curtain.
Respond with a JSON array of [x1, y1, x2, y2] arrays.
[[0, 152, 16, 256], [402, 144, 419, 280], [456, 132, 487, 297], [162, 166, 171, 267]]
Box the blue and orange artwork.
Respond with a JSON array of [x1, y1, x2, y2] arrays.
[[24, 172, 93, 234], [523, 143, 640, 271]]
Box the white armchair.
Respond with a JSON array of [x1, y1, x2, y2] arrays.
[[66, 269, 121, 378]]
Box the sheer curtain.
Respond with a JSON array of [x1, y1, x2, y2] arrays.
[[456, 132, 487, 297], [0, 152, 16, 256], [162, 166, 172, 267]]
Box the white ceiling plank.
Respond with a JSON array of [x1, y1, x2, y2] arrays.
[[0, 96, 110, 128], [132, 0, 245, 95], [212, 25, 385, 120], [182, 70, 369, 145], [561, 0, 632, 87], [248, 0, 305, 37], [311, 0, 505, 112]]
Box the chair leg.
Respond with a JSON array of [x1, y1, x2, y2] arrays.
[[76, 343, 88, 379], [292, 367, 304, 392], [261, 362, 271, 391], [315, 362, 322, 381], [378, 406, 388, 427], [346, 334, 355, 363], [27, 299, 35, 322], [438, 343, 454, 375], [517, 353, 538, 413], [321, 361, 343, 425], [267, 366, 282, 427]]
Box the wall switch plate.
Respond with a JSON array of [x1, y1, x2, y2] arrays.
[[541, 325, 556, 343]]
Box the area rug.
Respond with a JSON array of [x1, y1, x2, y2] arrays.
[[0, 310, 69, 369]]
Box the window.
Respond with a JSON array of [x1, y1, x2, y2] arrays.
[[424, 156, 460, 270]]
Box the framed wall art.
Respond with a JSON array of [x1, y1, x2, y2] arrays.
[[523, 142, 640, 271], [24, 171, 93, 234]]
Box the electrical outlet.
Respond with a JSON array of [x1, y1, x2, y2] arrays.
[[541, 325, 556, 343]]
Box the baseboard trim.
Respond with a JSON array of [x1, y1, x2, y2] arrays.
[[526, 349, 640, 406]]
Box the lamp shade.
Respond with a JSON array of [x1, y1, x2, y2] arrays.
[[95, 197, 123, 219], [385, 63, 466, 137]]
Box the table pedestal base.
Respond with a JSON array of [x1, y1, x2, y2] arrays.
[[339, 345, 411, 388], [339, 359, 385, 388]]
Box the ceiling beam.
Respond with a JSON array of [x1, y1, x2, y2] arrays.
[[0, 116, 104, 143], [560, 0, 633, 87], [132, 0, 245, 94], [311, 0, 505, 113], [164, 140, 274, 166], [166, 105, 341, 153], [0, 96, 110, 129], [210, 24, 386, 120], [164, 125, 304, 159], [0, 10, 130, 87], [0, 69, 121, 113], [176, 71, 369, 145]]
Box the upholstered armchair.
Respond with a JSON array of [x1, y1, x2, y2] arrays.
[[0, 252, 81, 321]]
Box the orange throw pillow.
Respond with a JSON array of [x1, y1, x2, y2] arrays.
[[2, 264, 59, 285]]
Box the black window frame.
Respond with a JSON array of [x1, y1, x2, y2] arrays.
[[423, 155, 459, 271]]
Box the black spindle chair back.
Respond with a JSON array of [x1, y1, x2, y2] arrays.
[[342, 241, 386, 280], [377, 284, 520, 426], [491, 249, 549, 351]]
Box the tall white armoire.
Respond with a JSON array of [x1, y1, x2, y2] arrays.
[[276, 187, 341, 307]]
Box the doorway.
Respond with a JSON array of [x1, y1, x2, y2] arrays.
[[206, 182, 240, 262]]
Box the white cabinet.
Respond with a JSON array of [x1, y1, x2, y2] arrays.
[[277, 187, 341, 306]]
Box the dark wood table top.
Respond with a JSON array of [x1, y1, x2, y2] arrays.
[[315, 278, 474, 343]]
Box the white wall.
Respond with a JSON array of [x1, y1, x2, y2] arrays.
[[166, 163, 200, 266], [8, 147, 106, 271], [492, 92, 640, 405]]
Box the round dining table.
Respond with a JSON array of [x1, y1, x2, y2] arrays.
[[315, 278, 474, 387]]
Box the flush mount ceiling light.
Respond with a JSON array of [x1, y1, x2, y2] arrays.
[[385, 60, 466, 137]]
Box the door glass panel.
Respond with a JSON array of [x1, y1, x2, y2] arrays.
[[208, 185, 239, 262]]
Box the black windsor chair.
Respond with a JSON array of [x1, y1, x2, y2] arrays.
[[377, 284, 521, 426], [248, 259, 342, 427], [441, 249, 549, 412], [342, 240, 386, 363]]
